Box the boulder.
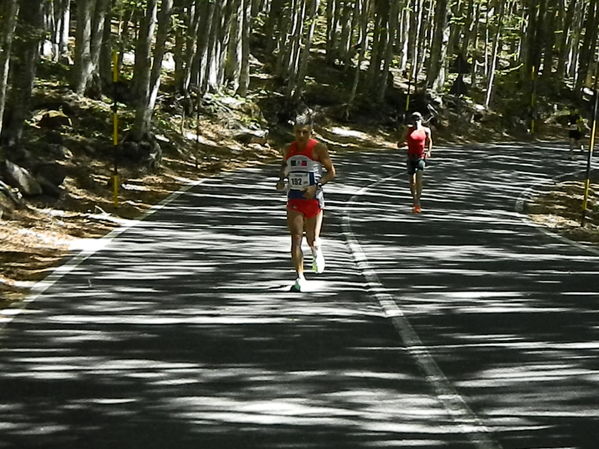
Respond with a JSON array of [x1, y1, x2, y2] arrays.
[[1, 160, 43, 196], [233, 128, 269, 145], [119, 133, 163, 171], [0, 179, 24, 210], [38, 110, 72, 129]]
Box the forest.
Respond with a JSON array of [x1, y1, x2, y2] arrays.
[[1, 0, 597, 145], [0, 0, 598, 300]]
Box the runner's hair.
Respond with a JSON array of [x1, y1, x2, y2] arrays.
[[294, 111, 313, 128]]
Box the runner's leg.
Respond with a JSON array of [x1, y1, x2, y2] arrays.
[[305, 211, 325, 273], [287, 208, 305, 278], [415, 169, 424, 206]]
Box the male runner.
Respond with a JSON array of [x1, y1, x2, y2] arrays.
[[276, 114, 336, 292], [398, 111, 432, 213]]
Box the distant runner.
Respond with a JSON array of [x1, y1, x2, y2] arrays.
[[398, 111, 433, 213], [276, 113, 336, 292], [567, 109, 588, 158]]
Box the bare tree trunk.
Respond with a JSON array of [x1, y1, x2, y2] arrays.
[[72, 0, 95, 94], [377, 0, 400, 103], [347, 0, 369, 108], [575, 0, 599, 90], [540, 0, 558, 79], [1, 0, 44, 146], [226, 0, 243, 92], [131, 0, 158, 141], [325, 0, 338, 63], [426, 0, 449, 90], [292, 0, 319, 101], [555, 0, 576, 79], [148, 0, 173, 109], [484, 0, 505, 107], [0, 0, 20, 138], [237, 0, 252, 96]]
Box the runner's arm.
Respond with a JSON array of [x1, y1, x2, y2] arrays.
[[303, 143, 336, 199], [317, 143, 336, 186], [275, 146, 289, 191], [425, 127, 433, 157]]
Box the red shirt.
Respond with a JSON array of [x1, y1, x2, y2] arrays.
[[406, 127, 428, 158]]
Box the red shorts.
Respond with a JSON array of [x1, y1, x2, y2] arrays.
[[287, 199, 322, 218]]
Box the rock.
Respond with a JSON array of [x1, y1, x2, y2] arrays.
[[47, 144, 74, 160], [38, 110, 72, 129], [120, 133, 163, 171], [0, 179, 24, 209], [1, 160, 43, 196], [233, 128, 269, 145]]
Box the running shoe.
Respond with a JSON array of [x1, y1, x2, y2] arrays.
[[312, 248, 325, 274], [412, 205, 422, 214], [290, 277, 306, 292]]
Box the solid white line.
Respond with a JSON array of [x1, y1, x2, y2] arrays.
[[0, 177, 209, 329], [341, 174, 503, 449]]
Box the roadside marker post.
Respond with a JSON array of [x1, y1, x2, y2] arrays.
[[111, 50, 120, 207], [581, 60, 598, 227]]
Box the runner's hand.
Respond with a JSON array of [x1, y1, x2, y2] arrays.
[[275, 180, 286, 191]]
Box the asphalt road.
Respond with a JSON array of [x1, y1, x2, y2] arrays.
[[0, 140, 598, 449]]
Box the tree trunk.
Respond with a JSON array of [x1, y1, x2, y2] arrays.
[[99, 8, 113, 88], [88, 0, 111, 89], [0, 0, 20, 138], [426, 0, 449, 90], [540, 0, 558, 79], [131, 0, 158, 141], [377, 0, 400, 103], [555, 0, 576, 78], [72, 0, 95, 94], [347, 0, 370, 108], [292, 0, 319, 101], [237, 0, 252, 96], [575, 0, 599, 90], [1, 0, 44, 146], [265, 0, 284, 55], [484, 0, 506, 107], [226, 0, 243, 92]]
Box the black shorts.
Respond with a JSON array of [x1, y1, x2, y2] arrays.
[[569, 129, 582, 140], [407, 157, 426, 175]]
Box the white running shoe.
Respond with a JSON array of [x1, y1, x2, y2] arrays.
[[290, 276, 307, 292], [312, 248, 325, 274]]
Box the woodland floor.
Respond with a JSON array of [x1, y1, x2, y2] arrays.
[[1, 64, 598, 308]]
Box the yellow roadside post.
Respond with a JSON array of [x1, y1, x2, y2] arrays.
[[111, 50, 120, 207], [581, 61, 598, 227]]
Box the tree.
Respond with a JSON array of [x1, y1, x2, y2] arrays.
[[484, 0, 506, 107], [426, 0, 450, 90], [0, 0, 20, 138], [237, 0, 252, 96], [1, 0, 44, 146]]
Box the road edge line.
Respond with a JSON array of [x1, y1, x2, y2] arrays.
[[0, 177, 209, 328]]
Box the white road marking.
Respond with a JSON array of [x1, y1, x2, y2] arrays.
[[0, 178, 208, 327], [341, 174, 503, 449]]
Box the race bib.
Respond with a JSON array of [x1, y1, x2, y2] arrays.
[[288, 172, 311, 190]]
